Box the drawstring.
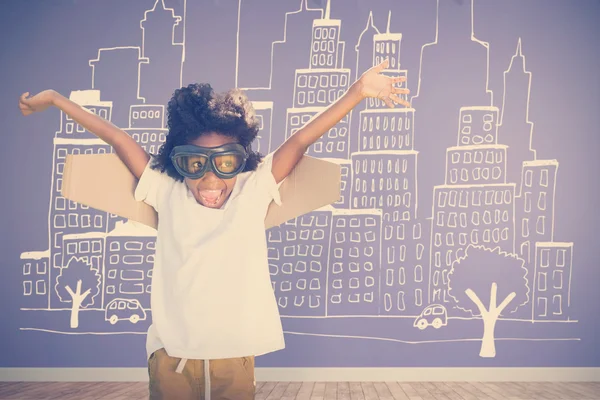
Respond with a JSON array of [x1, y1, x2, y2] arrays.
[[174, 358, 211, 399], [204, 359, 211, 400], [175, 358, 187, 374]]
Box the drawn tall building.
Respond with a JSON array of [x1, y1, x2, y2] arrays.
[[104, 221, 156, 310], [499, 39, 536, 187], [411, 0, 493, 218], [513, 159, 558, 320], [285, 2, 351, 160], [20, 251, 50, 309], [267, 209, 332, 316], [251, 101, 274, 154], [327, 158, 352, 209], [350, 17, 426, 316], [516, 160, 558, 266], [328, 209, 382, 315], [57, 232, 106, 310], [48, 91, 112, 308], [139, 0, 184, 105], [532, 242, 573, 320], [108, 104, 168, 232], [89, 48, 148, 128], [430, 106, 516, 309]]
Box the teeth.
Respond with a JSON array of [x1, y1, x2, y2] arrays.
[[199, 190, 222, 206]]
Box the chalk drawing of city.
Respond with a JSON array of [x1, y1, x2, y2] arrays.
[[19, 0, 577, 358]]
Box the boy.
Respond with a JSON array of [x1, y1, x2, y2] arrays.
[[19, 59, 409, 399]]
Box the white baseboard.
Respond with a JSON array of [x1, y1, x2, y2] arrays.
[[1, 368, 599, 382]]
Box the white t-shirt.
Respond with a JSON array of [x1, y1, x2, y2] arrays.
[[134, 153, 285, 360]]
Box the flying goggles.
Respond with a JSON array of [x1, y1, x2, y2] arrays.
[[170, 143, 248, 180]]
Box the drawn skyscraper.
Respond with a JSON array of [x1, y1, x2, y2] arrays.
[[48, 91, 112, 309], [351, 13, 426, 315], [516, 160, 557, 265], [499, 39, 536, 188], [499, 38, 571, 321], [139, 0, 184, 105], [105, 105, 167, 232], [267, 209, 332, 317], [411, 0, 493, 218], [238, 0, 323, 153], [104, 221, 157, 310], [430, 106, 516, 310], [251, 101, 274, 154], [285, 0, 352, 160], [532, 242, 573, 320], [328, 209, 382, 316], [89, 47, 148, 128], [351, 12, 380, 156], [20, 251, 50, 310]]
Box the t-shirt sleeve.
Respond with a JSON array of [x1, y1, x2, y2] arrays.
[[134, 158, 173, 211], [251, 152, 283, 206]]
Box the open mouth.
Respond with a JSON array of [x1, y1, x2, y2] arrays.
[[198, 189, 223, 207]]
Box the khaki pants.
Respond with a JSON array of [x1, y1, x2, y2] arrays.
[[148, 348, 255, 399]]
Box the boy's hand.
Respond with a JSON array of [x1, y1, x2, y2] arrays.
[[355, 59, 410, 108], [19, 90, 57, 116]]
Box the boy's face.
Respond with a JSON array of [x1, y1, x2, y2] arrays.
[[185, 132, 240, 209]]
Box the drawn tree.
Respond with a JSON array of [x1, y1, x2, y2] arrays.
[[448, 245, 529, 358], [55, 257, 101, 328]]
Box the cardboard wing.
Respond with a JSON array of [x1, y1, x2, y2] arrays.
[[61, 153, 341, 230]]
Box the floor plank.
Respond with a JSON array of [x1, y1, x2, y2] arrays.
[[256, 381, 278, 400], [349, 382, 365, 400], [324, 382, 338, 400], [281, 382, 302, 400], [295, 382, 315, 400], [266, 382, 290, 400], [338, 382, 351, 400], [311, 382, 326, 400]]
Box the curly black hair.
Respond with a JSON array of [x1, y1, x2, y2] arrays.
[[152, 83, 263, 181]]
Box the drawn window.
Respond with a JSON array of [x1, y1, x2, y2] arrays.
[[522, 218, 529, 237], [552, 295, 562, 315], [311, 245, 323, 257], [537, 297, 547, 317], [556, 249, 566, 267], [538, 192, 547, 210], [524, 192, 531, 212], [66, 242, 77, 255], [36, 280, 47, 295], [125, 242, 143, 251], [553, 270, 563, 289], [540, 169, 549, 187], [283, 246, 295, 257], [54, 215, 66, 228], [540, 248, 550, 268], [525, 170, 533, 187], [79, 241, 90, 254], [536, 216, 545, 235], [538, 272, 547, 291], [23, 281, 32, 296]]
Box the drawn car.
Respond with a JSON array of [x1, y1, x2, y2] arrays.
[[105, 298, 147, 325], [413, 304, 448, 330]]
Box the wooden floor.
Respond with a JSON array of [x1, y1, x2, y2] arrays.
[[0, 381, 598, 399]]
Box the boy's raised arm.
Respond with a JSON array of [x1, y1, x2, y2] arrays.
[[270, 59, 410, 184], [19, 90, 150, 179]]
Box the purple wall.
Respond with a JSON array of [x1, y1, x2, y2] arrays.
[[1, 0, 599, 368]]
